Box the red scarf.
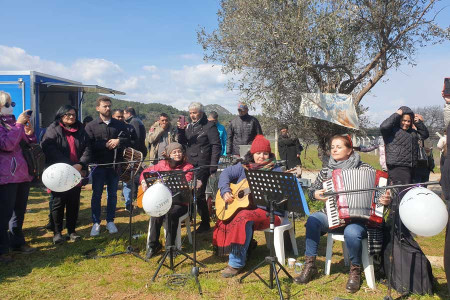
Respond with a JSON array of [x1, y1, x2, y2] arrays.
[[60, 123, 79, 163]]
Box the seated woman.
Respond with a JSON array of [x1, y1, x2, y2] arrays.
[[213, 135, 282, 278], [294, 135, 391, 293], [140, 142, 194, 259]]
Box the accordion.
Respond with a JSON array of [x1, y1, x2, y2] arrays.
[[323, 168, 388, 229]]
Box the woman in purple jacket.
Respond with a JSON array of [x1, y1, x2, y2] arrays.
[[0, 91, 37, 263]]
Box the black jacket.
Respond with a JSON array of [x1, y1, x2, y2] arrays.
[[278, 135, 302, 169], [126, 115, 147, 157], [227, 114, 263, 155], [177, 114, 221, 173], [41, 121, 92, 169], [84, 117, 131, 165], [380, 106, 429, 168]]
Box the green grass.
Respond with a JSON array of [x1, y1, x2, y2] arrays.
[[0, 183, 448, 300]]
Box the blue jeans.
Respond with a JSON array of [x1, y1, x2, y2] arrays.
[[305, 212, 367, 266], [91, 167, 119, 224], [228, 221, 254, 269], [122, 182, 131, 206]]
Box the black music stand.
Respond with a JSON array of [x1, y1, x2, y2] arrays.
[[239, 170, 307, 300], [144, 171, 206, 285]]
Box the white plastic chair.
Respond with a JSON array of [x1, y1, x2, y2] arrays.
[[264, 212, 298, 266], [146, 212, 192, 251], [324, 233, 376, 290]]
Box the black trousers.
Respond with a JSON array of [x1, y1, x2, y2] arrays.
[[51, 186, 82, 234], [445, 212, 450, 294], [387, 165, 412, 185], [8, 182, 31, 249], [0, 183, 17, 254], [195, 171, 211, 226], [149, 204, 188, 248]]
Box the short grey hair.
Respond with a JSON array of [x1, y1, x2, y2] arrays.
[[0, 91, 11, 107], [188, 102, 204, 113]]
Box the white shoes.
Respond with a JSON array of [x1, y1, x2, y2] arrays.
[[90, 223, 100, 236], [106, 222, 118, 234]]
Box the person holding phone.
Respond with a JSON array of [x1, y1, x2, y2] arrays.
[[147, 113, 177, 161], [0, 91, 37, 263]]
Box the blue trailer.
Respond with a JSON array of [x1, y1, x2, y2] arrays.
[[0, 71, 125, 140]]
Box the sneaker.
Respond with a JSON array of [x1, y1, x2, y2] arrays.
[[90, 223, 101, 236], [145, 243, 162, 259], [106, 222, 118, 234], [196, 222, 211, 234], [68, 232, 81, 242], [53, 233, 65, 244], [12, 244, 37, 254]]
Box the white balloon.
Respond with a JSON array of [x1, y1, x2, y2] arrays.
[[42, 163, 82, 192], [142, 182, 172, 217], [399, 187, 448, 237]]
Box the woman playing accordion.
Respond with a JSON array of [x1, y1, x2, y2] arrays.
[[294, 135, 391, 293]]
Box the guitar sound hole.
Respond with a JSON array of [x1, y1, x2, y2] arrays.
[[238, 190, 245, 198]]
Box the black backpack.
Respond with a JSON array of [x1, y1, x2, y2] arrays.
[[20, 140, 46, 181]]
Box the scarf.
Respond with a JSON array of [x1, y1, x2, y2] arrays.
[[327, 151, 360, 178], [244, 156, 277, 171], [60, 122, 79, 163]]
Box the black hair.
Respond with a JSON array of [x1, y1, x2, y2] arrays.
[[160, 113, 169, 119], [112, 109, 124, 115], [208, 111, 219, 120], [82, 115, 93, 124], [54, 105, 78, 122], [124, 107, 136, 116], [242, 151, 275, 165]]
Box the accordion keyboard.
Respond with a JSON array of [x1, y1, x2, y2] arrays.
[[323, 179, 341, 229]]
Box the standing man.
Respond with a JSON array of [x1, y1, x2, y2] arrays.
[[208, 111, 227, 156], [227, 102, 263, 157], [85, 96, 130, 236], [112, 109, 138, 212], [278, 125, 302, 169], [124, 107, 147, 158], [148, 113, 177, 161], [178, 102, 221, 233]]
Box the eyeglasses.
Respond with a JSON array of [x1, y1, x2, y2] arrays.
[[4, 102, 16, 108], [64, 113, 76, 118]]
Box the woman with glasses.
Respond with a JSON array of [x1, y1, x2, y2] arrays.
[[41, 105, 92, 244], [0, 91, 37, 263]]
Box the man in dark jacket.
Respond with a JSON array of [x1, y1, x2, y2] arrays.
[[227, 103, 263, 156], [177, 102, 221, 233], [84, 96, 131, 236], [278, 125, 302, 169], [124, 107, 147, 158]]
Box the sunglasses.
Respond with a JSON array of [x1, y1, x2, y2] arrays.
[[64, 113, 77, 118], [4, 101, 16, 108]]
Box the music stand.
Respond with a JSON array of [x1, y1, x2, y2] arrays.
[[239, 170, 307, 300], [144, 171, 206, 283]]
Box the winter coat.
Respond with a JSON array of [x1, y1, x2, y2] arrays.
[[126, 115, 147, 157], [84, 117, 131, 165], [40, 120, 92, 169], [139, 159, 194, 183], [227, 114, 263, 156], [278, 135, 302, 169], [216, 122, 227, 156], [147, 121, 177, 160], [0, 114, 37, 185], [177, 114, 221, 175], [380, 106, 429, 168]]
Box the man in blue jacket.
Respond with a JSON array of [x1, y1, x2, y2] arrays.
[[208, 111, 227, 156]]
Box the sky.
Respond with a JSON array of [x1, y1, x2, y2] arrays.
[[0, 0, 449, 125]]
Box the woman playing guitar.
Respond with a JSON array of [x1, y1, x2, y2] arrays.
[[213, 135, 282, 278]]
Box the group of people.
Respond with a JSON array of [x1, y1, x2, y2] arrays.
[[1, 88, 449, 296]]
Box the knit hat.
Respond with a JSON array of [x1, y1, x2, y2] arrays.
[[250, 135, 271, 154], [165, 142, 183, 156]]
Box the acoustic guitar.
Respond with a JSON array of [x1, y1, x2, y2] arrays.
[[215, 179, 252, 221], [214, 166, 302, 221]]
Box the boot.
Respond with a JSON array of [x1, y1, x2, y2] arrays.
[[346, 263, 361, 293], [293, 255, 317, 284]]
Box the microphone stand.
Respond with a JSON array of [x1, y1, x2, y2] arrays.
[[89, 158, 162, 261]]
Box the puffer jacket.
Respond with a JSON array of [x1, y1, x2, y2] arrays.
[[226, 114, 263, 155], [380, 106, 429, 168], [0, 114, 37, 185]]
